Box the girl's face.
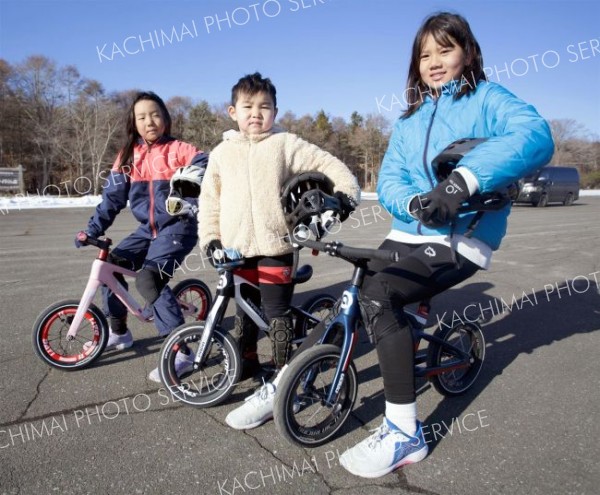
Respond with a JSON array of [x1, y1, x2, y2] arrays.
[[228, 91, 277, 136], [134, 99, 166, 144], [419, 33, 467, 89]]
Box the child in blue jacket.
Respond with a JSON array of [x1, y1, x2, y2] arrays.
[[338, 12, 554, 478]]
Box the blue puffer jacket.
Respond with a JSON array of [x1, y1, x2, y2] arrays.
[[377, 80, 554, 250]]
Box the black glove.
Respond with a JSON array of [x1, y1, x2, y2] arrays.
[[334, 191, 356, 222], [410, 171, 470, 228], [205, 239, 224, 266]]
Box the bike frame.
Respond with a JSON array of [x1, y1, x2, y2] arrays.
[[191, 258, 323, 368], [66, 241, 197, 340], [410, 319, 473, 379], [310, 263, 475, 407]]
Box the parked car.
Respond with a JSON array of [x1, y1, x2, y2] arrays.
[[515, 166, 580, 207]]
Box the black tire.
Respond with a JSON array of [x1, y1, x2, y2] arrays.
[[535, 194, 548, 207], [172, 279, 212, 322], [426, 321, 485, 396], [158, 322, 241, 408], [32, 299, 108, 370], [274, 344, 357, 447], [298, 293, 337, 339], [563, 193, 574, 206]]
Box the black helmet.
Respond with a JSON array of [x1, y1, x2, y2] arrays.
[[433, 138, 515, 213], [432, 138, 488, 182], [280, 171, 340, 240]]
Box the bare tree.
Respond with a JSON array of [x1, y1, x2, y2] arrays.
[[10, 56, 70, 190], [167, 96, 193, 139], [349, 112, 391, 190], [83, 83, 121, 193], [183, 100, 232, 151], [550, 119, 589, 165], [55, 79, 121, 194], [0, 59, 28, 169]]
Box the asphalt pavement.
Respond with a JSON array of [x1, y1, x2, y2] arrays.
[[1, 199, 599, 495]]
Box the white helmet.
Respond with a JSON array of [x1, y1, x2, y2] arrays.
[[165, 164, 204, 216]]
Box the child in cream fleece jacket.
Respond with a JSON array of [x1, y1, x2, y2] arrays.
[[199, 72, 359, 430]]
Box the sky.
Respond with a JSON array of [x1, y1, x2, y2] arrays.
[[0, 0, 599, 137]]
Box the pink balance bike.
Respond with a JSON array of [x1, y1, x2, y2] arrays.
[[32, 233, 212, 371]]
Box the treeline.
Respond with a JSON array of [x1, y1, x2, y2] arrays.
[[0, 56, 389, 194], [1, 55, 599, 195]]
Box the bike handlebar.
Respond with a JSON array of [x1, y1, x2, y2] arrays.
[[296, 238, 400, 262], [457, 191, 511, 213], [77, 231, 112, 250]]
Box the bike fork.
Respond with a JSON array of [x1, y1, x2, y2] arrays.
[[326, 330, 357, 406], [66, 277, 102, 340], [191, 294, 227, 365]]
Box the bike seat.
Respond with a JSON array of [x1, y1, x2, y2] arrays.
[[293, 264, 313, 285]]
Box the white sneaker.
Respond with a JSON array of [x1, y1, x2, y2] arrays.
[[85, 328, 133, 352], [148, 350, 195, 383], [105, 329, 133, 351], [225, 382, 276, 430], [339, 418, 428, 478]]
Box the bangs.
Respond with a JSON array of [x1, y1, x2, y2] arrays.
[[419, 27, 459, 54], [432, 30, 459, 48]]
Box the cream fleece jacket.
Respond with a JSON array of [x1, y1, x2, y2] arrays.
[[199, 128, 361, 257]]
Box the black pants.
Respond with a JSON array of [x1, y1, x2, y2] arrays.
[[361, 240, 480, 404], [235, 253, 295, 320]]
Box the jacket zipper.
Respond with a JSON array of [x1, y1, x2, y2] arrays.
[[417, 98, 439, 235], [422, 97, 439, 189], [147, 144, 158, 238]]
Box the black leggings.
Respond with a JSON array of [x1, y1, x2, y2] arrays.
[[294, 240, 479, 404], [235, 253, 295, 320], [362, 240, 479, 404]]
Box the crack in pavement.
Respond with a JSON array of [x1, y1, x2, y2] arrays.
[[0, 387, 185, 428], [13, 367, 51, 424], [201, 407, 335, 493]]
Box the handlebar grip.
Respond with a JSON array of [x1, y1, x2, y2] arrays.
[[457, 193, 511, 213], [336, 245, 399, 262], [76, 231, 89, 245], [298, 239, 399, 262], [77, 232, 112, 250]]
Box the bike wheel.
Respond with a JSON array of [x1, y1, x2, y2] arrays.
[[158, 322, 241, 408], [172, 278, 212, 322], [298, 293, 337, 339], [426, 321, 485, 396], [32, 299, 108, 370], [274, 344, 357, 447]]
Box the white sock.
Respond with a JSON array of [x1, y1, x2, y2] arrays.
[[271, 364, 288, 388], [385, 401, 417, 436]]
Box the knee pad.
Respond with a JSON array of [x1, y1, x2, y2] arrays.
[[270, 316, 294, 367], [135, 268, 169, 305]]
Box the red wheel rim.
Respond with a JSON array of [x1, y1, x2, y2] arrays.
[[40, 308, 100, 363]]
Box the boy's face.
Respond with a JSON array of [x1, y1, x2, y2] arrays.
[[228, 91, 278, 135], [419, 33, 466, 89]]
